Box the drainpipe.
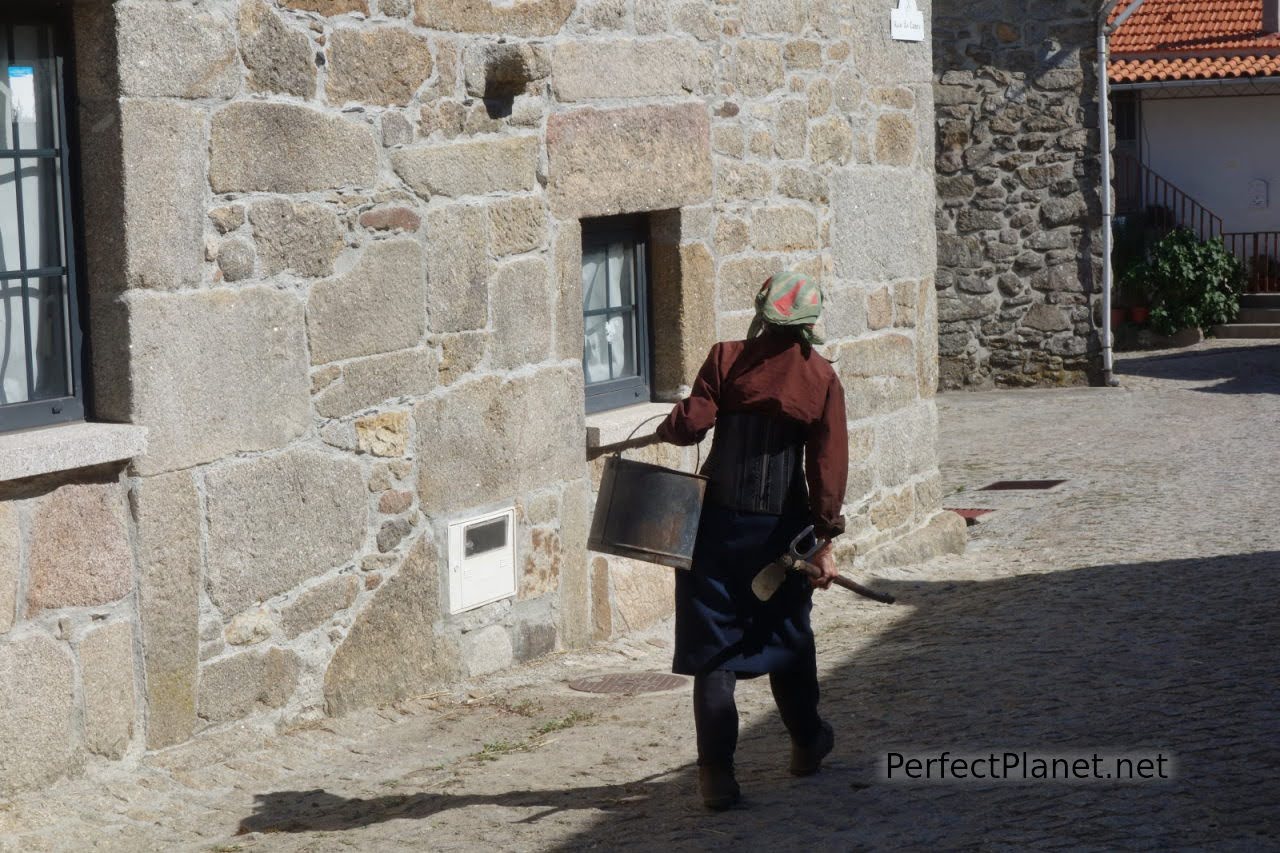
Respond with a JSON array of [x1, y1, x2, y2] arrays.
[[1098, 0, 1145, 387]]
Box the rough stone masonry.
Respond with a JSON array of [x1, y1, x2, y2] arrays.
[[932, 0, 1104, 389], [0, 0, 962, 795]]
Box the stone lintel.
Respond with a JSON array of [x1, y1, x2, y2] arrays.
[[546, 103, 712, 219]]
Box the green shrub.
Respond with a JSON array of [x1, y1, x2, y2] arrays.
[[1123, 229, 1244, 336], [1111, 212, 1148, 289]]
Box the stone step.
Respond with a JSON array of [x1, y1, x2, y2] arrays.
[[1237, 308, 1280, 324], [1212, 324, 1280, 339], [1239, 293, 1280, 309]]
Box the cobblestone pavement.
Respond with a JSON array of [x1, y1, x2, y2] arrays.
[[2, 340, 1277, 852]]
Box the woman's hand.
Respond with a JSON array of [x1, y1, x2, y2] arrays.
[[809, 543, 839, 590]]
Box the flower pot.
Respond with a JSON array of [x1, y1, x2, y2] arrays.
[[1110, 308, 1127, 327], [1129, 306, 1150, 324]]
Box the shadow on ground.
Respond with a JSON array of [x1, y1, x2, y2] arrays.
[[240, 551, 1280, 849], [238, 771, 689, 834], [1118, 344, 1280, 394]]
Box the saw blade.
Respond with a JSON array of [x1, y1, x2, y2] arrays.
[[751, 561, 787, 601]]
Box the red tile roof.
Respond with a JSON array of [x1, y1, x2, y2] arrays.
[[1108, 0, 1280, 83], [1111, 53, 1280, 82]]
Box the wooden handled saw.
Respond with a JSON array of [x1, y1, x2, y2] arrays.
[[750, 526, 897, 605]]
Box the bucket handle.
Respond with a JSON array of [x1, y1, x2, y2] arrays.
[[620, 412, 704, 473]]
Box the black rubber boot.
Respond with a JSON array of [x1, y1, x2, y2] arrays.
[[698, 764, 741, 810], [789, 720, 834, 777]]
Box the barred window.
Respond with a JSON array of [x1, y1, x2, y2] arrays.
[[582, 215, 652, 413], [0, 16, 83, 432]]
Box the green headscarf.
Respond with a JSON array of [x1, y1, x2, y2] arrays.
[[746, 270, 825, 345]]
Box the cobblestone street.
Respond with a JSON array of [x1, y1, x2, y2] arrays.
[[2, 341, 1277, 852]]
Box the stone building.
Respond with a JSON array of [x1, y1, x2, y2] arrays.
[[932, 1, 1104, 388], [0, 0, 962, 793]]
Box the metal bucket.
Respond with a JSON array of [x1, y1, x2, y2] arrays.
[[588, 454, 707, 570]]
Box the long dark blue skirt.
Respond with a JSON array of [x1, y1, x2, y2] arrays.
[[672, 502, 815, 676]]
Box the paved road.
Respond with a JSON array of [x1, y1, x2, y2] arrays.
[[2, 341, 1277, 851]]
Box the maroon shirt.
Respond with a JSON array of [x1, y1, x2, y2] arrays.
[[657, 333, 849, 539]]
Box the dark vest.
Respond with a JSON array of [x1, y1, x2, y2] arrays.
[[701, 411, 807, 515]]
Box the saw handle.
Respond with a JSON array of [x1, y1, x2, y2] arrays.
[[789, 526, 828, 561], [788, 525, 897, 604], [793, 559, 897, 605], [829, 574, 897, 605]]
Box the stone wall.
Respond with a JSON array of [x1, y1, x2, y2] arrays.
[[0, 0, 963, 794], [932, 1, 1104, 388]]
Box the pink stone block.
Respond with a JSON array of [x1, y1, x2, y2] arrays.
[[26, 482, 132, 613]]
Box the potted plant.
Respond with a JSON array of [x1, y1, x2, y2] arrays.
[[1115, 262, 1149, 325], [1112, 214, 1151, 325], [1123, 228, 1245, 339]]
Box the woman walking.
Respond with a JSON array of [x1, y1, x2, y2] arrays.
[[657, 270, 848, 810]]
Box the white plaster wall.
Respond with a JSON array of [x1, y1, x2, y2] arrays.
[[1142, 94, 1280, 234]]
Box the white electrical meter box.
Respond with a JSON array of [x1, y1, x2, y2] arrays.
[[447, 508, 516, 614]]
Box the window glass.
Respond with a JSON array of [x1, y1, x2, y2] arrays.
[[464, 517, 508, 558], [0, 19, 75, 414], [581, 216, 650, 412], [0, 155, 66, 273], [583, 313, 610, 384], [583, 245, 607, 312], [607, 241, 626, 306], [618, 311, 637, 378], [1113, 92, 1138, 143], [582, 240, 638, 383]]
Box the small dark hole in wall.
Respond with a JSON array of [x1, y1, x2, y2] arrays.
[[484, 96, 513, 119]]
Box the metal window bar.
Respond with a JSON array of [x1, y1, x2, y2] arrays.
[[0, 15, 84, 431], [0, 264, 61, 280], [53, 24, 81, 402]]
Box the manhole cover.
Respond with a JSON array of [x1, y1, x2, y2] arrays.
[[567, 672, 689, 694], [979, 479, 1066, 491]]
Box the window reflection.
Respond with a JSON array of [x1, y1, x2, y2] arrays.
[[0, 22, 72, 408], [582, 237, 641, 386]]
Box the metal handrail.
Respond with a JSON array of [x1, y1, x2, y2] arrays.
[[1222, 231, 1280, 293], [1113, 150, 1222, 242], [1112, 153, 1280, 293]]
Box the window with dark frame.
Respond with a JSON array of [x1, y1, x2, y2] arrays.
[[1113, 90, 1141, 161], [581, 215, 651, 414], [1112, 92, 1137, 143], [0, 13, 83, 433]]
